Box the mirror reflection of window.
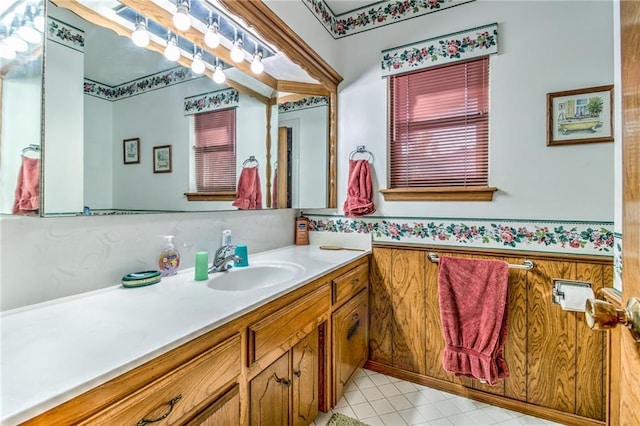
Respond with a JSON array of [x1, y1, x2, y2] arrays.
[[194, 108, 237, 192]]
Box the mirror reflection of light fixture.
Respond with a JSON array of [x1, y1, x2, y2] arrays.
[[33, 1, 45, 33], [0, 40, 17, 60], [18, 6, 42, 44], [164, 32, 180, 62], [173, 0, 191, 32], [5, 22, 28, 53], [230, 31, 244, 63], [212, 58, 226, 84], [131, 17, 149, 48], [203, 12, 220, 48], [250, 50, 263, 75], [191, 47, 205, 74]]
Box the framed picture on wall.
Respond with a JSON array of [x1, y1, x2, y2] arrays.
[[153, 145, 172, 173], [123, 138, 140, 164], [547, 85, 614, 146]]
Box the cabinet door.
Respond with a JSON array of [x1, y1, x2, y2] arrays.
[[292, 328, 319, 426], [333, 289, 369, 404], [250, 352, 291, 426], [184, 385, 240, 426]]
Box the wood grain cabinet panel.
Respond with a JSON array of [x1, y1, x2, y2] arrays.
[[292, 328, 319, 426], [332, 263, 368, 308], [367, 246, 611, 425], [184, 385, 240, 426], [250, 352, 291, 426], [79, 334, 241, 426]]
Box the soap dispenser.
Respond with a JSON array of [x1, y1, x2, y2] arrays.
[[159, 235, 180, 277]]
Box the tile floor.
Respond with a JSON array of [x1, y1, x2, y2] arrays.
[[312, 369, 562, 426]]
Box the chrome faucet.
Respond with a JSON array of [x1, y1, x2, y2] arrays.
[[208, 244, 242, 273]]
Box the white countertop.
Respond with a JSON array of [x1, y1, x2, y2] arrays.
[[0, 243, 370, 425]]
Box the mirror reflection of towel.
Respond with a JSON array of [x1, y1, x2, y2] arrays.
[[232, 166, 262, 210], [343, 159, 375, 217], [13, 157, 40, 215]]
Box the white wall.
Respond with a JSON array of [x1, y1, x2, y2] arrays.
[[273, 0, 615, 222], [43, 40, 84, 215], [0, 76, 41, 214], [84, 95, 113, 209]]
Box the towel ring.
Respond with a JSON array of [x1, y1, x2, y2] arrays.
[[242, 156, 259, 167], [21, 144, 41, 157], [349, 145, 373, 162]]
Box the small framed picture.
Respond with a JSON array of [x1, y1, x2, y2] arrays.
[[123, 138, 140, 164], [153, 145, 172, 173], [547, 85, 614, 146]]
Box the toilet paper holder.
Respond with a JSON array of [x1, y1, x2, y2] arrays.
[[552, 279, 592, 305]]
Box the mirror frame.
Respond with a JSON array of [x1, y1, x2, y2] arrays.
[[48, 0, 341, 210]]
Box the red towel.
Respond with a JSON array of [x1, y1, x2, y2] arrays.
[[12, 157, 40, 215], [437, 256, 509, 385], [343, 159, 375, 217], [232, 166, 262, 210]]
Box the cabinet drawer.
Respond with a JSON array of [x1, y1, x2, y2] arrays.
[[332, 263, 368, 308], [249, 285, 330, 365], [80, 334, 241, 426]]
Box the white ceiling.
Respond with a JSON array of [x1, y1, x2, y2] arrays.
[[324, 0, 379, 15]]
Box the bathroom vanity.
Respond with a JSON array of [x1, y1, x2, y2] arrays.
[[1, 245, 370, 425]]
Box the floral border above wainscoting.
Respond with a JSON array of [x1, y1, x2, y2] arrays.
[[47, 17, 85, 52], [184, 88, 239, 115], [614, 232, 622, 288], [278, 96, 328, 113], [302, 0, 475, 38], [308, 215, 614, 257], [84, 67, 198, 101], [381, 23, 497, 77]]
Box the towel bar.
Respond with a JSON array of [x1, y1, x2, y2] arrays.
[[427, 253, 534, 271]]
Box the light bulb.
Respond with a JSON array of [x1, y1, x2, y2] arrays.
[[212, 65, 226, 84], [173, 2, 191, 32], [204, 24, 220, 48], [18, 16, 42, 44], [230, 39, 244, 63], [33, 15, 45, 33], [191, 52, 205, 74], [164, 37, 180, 62], [0, 42, 16, 59], [250, 54, 263, 74], [6, 31, 28, 53], [131, 21, 149, 47]]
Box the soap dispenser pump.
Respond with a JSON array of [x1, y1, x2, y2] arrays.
[[159, 235, 180, 277]]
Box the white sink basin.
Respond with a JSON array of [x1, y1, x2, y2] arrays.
[[207, 261, 305, 292]]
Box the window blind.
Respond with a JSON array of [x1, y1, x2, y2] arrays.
[[194, 108, 236, 192], [389, 57, 489, 188]]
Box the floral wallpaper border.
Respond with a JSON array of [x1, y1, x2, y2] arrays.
[[614, 232, 622, 289], [381, 23, 498, 77], [278, 96, 329, 113], [47, 17, 85, 52], [308, 215, 614, 257], [84, 67, 197, 101], [301, 0, 475, 38], [184, 88, 239, 115]]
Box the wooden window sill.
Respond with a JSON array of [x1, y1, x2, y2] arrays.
[[185, 192, 236, 202], [380, 187, 497, 202]]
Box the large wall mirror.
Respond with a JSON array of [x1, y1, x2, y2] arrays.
[[0, 0, 339, 217]]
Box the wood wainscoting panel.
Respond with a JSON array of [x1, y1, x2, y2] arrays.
[[391, 250, 427, 374], [575, 263, 607, 421], [526, 259, 576, 413], [423, 251, 449, 382], [369, 248, 393, 365]]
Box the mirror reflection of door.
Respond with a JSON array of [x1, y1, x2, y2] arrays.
[[276, 126, 293, 209]]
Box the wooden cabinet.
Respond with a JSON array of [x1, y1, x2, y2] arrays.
[[332, 288, 369, 405], [184, 385, 240, 425], [250, 328, 320, 426], [78, 334, 241, 426]]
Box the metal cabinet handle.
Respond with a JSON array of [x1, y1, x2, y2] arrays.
[[274, 373, 291, 387], [347, 313, 361, 340], [136, 395, 182, 426], [351, 278, 360, 285], [293, 370, 301, 377]]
